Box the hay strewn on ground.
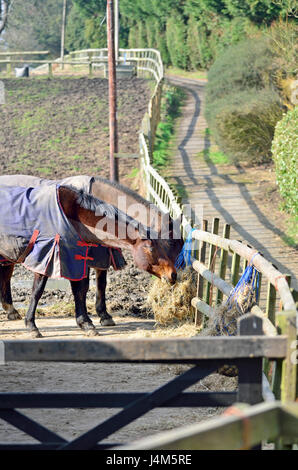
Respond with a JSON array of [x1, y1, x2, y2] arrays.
[[125, 322, 199, 338], [147, 267, 256, 338]]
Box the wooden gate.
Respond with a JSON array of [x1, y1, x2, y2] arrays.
[[0, 314, 289, 450]]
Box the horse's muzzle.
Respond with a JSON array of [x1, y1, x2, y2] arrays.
[[163, 271, 177, 285]]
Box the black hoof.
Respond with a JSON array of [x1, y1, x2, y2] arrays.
[[100, 317, 116, 326], [78, 320, 98, 336], [30, 329, 43, 339], [7, 309, 22, 321], [85, 328, 99, 337]]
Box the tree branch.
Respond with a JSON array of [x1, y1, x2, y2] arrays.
[[0, 0, 12, 36]]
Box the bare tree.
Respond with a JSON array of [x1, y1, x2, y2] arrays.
[[0, 0, 13, 35]]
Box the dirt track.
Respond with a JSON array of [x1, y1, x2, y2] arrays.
[[0, 359, 237, 446]]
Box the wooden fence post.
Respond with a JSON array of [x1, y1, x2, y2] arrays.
[[231, 252, 241, 287], [88, 52, 93, 77], [276, 310, 297, 403], [266, 282, 277, 325], [204, 217, 219, 306], [6, 56, 11, 76], [48, 63, 53, 78], [195, 219, 208, 326], [216, 223, 230, 304], [237, 314, 263, 405]]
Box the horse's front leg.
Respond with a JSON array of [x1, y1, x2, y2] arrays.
[[95, 269, 115, 326], [70, 272, 98, 336], [0, 264, 22, 320], [25, 273, 48, 338]]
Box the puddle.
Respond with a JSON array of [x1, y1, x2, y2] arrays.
[[11, 278, 96, 292], [0, 279, 71, 312], [12, 278, 71, 292], [0, 278, 96, 313]]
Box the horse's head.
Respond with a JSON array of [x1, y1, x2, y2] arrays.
[[132, 238, 177, 285], [155, 215, 184, 265]]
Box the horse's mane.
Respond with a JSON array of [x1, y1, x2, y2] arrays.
[[62, 185, 152, 238], [92, 176, 180, 238], [92, 179, 183, 243]]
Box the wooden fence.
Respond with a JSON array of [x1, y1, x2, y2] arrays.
[[0, 313, 292, 450], [0, 48, 164, 81], [136, 46, 298, 449], [0, 51, 50, 75], [117, 401, 298, 450]]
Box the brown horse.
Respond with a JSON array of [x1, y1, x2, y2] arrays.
[[0, 175, 184, 326], [0, 184, 177, 338]]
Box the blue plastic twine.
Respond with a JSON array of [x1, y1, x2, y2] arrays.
[[225, 252, 260, 314], [175, 228, 196, 270]]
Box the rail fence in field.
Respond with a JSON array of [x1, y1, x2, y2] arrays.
[[0, 48, 164, 81], [0, 47, 297, 449]]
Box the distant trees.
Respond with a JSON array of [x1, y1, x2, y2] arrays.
[[114, 0, 292, 69], [70, 0, 128, 49], [1, 0, 296, 69], [2, 0, 72, 56]]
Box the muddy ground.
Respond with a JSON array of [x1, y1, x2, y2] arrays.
[[0, 77, 238, 448], [0, 77, 151, 187], [5, 253, 154, 323], [0, 254, 238, 447]]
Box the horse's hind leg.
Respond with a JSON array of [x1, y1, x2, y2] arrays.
[[25, 273, 48, 338], [70, 273, 98, 336], [95, 269, 115, 326], [0, 264, 21, 320]]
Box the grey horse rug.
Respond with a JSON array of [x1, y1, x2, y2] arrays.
[[0, 176, 126, 278]]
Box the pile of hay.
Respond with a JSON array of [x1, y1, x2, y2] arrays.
[[203, 284, 256, 336], [147, 267, 197, 325]]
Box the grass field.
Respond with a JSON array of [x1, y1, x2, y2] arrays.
[[0, 76, 150, 186]]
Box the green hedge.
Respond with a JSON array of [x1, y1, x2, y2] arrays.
[[272, 107, 298, 215], [166, 14, 188, 70], [206, 38, 278, 103], [207, 88, 283, 164], [205, 37, 284, 164], [153, 85, 185, 169]]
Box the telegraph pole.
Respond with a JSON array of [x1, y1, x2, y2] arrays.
[[60, 0, 67, 70], [107, 0, 119, 182], [114, 0, 119, 64]]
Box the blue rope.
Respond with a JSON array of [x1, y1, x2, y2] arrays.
[[225, 252, 260, 314], [176, 231, 261, 336], [175, 228, 196, 270], [216, 252, 261, 335]]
